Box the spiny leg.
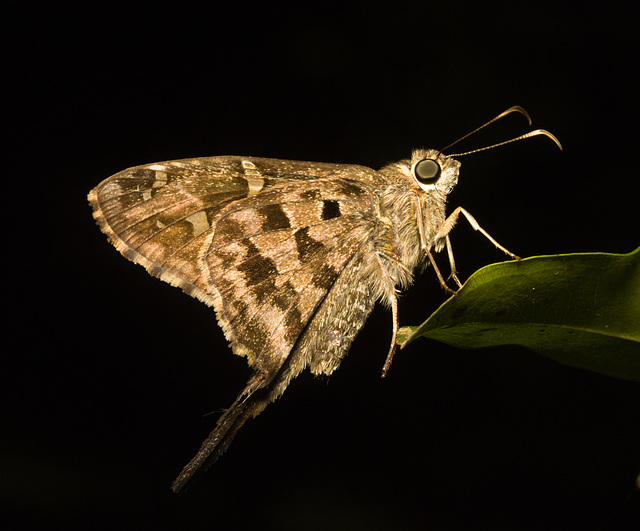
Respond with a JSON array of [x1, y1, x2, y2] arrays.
[[427, 249, 457, 295], [445, 234, 463, 288], [381, 291, 399, 378], [436, 206, 520, 260], [375, 253, 401, 378], [413, 194, 459, 292]]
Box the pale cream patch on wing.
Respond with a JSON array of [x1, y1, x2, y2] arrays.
[[241, 160, 265, 196], [142, 170, 168, 201], [185, 211, 210, 237]]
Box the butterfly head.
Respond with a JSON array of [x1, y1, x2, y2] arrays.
[[410, 148, 460, 195]]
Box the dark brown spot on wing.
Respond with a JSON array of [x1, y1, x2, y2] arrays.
[[272, 281, 298, 311], [294, 227, 324, 263], [252, 278, 277, 305], [215, 217, 245, 241], [283, 307, 304, 345], [321, 200, 341, 220], [259, 204, 291, 231], [336, 179, 367, 198], [311, 263, 339, 291], [237, 241, 278, 286]]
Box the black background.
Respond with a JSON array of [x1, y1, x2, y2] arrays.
[[5, 2, 639, 529]]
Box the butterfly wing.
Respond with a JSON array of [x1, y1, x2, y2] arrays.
[[89, 156, 385, 373], [90, 155, 400, 493], [204, 177, 386, 373]]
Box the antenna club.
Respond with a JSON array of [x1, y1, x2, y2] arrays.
[[504, 105, 533, 126]]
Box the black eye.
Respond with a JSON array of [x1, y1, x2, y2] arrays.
[[414, 158, 441, 184]]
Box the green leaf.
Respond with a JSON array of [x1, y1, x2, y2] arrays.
[[399, 248, 640, 382]]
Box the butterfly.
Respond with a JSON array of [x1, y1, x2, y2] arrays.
[[88, 106, 560, 492]]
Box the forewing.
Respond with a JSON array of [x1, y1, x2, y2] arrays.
[[89, 156, 382, 371], [89, 156, 378, 304]]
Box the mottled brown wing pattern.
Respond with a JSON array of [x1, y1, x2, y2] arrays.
[[89, 154, 391, 493], [201, 178, 379, 373], [90, 159, 250, 305], [89, 156, 378, 306], [89, 156, 384, 370]]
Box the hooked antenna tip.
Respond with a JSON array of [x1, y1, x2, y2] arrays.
[[529, 128, 563, 151], [503, 105, 533, 126]]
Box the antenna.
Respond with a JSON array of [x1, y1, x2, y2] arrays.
[[439, 106, 562, 156]]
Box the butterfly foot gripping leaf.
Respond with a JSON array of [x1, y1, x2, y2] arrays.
[[88, 106, 561, 492]]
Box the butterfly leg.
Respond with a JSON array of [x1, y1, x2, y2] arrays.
[[426, 250, 457, 295], [413, 194, 459, 292], [380, 292, 399, 378], [445, 235, 463, 289], [436, 207, 520, 260], [375, 253, 401, 378]]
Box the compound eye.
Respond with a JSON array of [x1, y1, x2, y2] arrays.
[[413, 158, 441, 185]]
